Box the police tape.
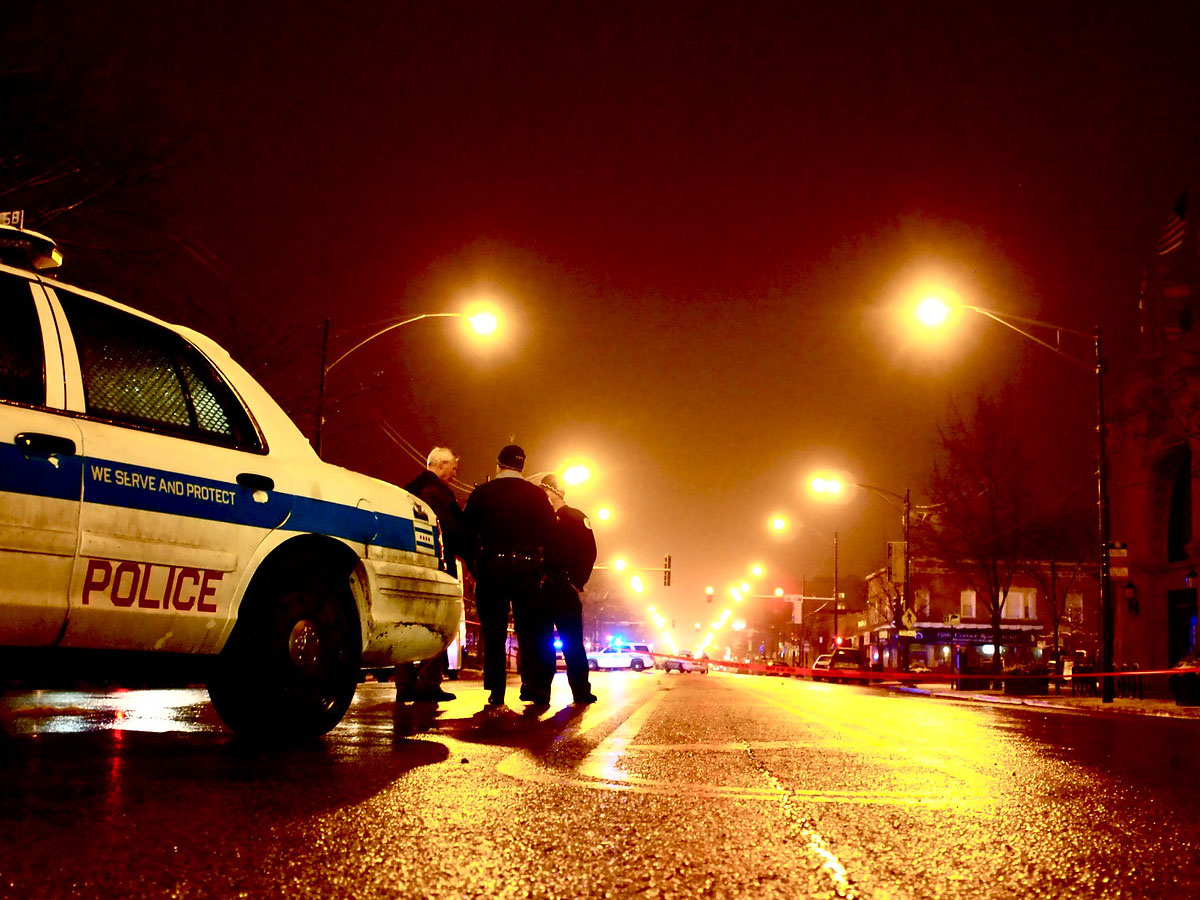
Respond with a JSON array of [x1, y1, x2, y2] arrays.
[[643, 651, 1200, 682]]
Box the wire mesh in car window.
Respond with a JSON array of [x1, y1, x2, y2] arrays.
[[0, 273, 46, 406], [176, 348, 258, 446], [55, 289, 261, 450]]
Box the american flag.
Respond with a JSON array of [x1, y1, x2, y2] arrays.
[[1156, 192, 1187, 255]]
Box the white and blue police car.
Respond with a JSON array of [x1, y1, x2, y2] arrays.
[[0, 226, 463, 737]]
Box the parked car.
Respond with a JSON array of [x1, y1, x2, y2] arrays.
[[663, 651, 709, 674], [0, 227, 463, 737], [811, 654, 833, 680], [829, 647, 870, 685], [587, 642, 655, 671]]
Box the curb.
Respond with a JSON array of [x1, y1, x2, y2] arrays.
[[888, 683, 1200, 719]]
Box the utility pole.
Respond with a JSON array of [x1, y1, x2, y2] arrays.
[[832, 531, 839, 645]]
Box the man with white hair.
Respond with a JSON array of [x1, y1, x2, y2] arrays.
[[395, 446, 465, 703]]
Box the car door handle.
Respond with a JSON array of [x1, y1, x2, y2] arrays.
[[15, 432, 77, 458], [236, 472, 274, 492]]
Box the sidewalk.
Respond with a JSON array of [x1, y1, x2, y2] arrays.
[[892, 680, 1200, 719]]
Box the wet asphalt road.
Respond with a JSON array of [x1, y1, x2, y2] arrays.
[[2, 670, 1198, 900]]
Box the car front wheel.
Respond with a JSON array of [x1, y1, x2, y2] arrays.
[[208, 565, 360, 738], [631, 659, 645, 672], [588, 659, 599, 671]]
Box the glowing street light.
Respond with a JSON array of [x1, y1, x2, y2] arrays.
[[810, 476, 844, 496], [629, 575, 645, 593], [562, 464, 591, 486], [613, 558, 628, 572], [915, 295, 950, 327], [769, 514, 790, 533], [750, 564, 765, 578], [595, 506, 612, 521]]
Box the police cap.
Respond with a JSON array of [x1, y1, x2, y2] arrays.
[[497, 444, 526, 471]]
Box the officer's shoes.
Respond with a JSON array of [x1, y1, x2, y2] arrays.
[[523, 690, 552, 707], [486, 691, 505, 706], [573, 692, 598, 705], [414, 688, 456, 703]]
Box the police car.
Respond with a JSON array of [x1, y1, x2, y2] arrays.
[[586, 641, 655, 671], [0, 226, 463, 737]]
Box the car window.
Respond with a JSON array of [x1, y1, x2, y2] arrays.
[[0, 274, 44, 406], [55, 289, 261, 450]]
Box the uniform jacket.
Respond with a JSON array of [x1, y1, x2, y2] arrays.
[[463, 472, 557, 565], [548, 505, 597, 591], [404, 469, 465, 575]]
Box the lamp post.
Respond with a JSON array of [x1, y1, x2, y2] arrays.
[[315, 309, 498, 457], [917, 298, 1114, 703], [811, 476, 916, 669], [769, 514, 840, 649]]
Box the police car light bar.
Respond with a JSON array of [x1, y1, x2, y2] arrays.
[[0, 223, 63, 272]]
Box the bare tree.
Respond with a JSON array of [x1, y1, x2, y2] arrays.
[[919, 394, 1035, 677]]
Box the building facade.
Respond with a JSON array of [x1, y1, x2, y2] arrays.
[[858, 558, 1100, 674], [1111, 190, 1200, 670]]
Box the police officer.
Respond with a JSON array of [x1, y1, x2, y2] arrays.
[[464, 444, 557, 707], [532, 473, 598, 704], [395, 446, 465, 703]]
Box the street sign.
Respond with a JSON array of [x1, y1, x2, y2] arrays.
[[943, 613, 961, 625], [901, 608, 917, 629], [899, 629, 917, 637]]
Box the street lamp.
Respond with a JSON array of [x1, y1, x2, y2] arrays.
[[810, 474, 914, 670], [315, 308, 500, 456], [916, 295, 1114, 702], [767, 513, 840, 644]]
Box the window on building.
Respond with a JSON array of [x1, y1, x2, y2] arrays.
[[1003, 589, 1037, 619], [917, 588, 931, 617], [1066, 593, 1084, 625], [1166, 443, 1192, 563], [960, 590, 976, 619]]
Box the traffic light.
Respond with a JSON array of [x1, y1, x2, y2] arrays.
[[663, 555, 671, 586]]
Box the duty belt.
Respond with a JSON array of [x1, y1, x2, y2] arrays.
[[484, 548, 543, 563]]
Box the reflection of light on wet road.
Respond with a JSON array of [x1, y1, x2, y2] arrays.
[[1, 688, 219, 735]]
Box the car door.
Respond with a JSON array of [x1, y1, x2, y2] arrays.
[[46, 284, 292, 654], [0, 270, 82, 645]]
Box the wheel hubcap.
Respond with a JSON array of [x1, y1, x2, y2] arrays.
[[288, 619, 322, 671]]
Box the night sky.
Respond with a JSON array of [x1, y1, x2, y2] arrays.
[[6, 2, 1200, 623]]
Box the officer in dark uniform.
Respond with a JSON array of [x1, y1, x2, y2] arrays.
[[531, 472, 598, 704], [463, 444, 557, 707], [395, 446, 465, 702]]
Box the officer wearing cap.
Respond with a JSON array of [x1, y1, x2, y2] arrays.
[[530, 472, 598, 704], [464, 444, 558, 707]]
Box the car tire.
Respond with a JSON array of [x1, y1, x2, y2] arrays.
[[588, 659, 599, 671], [208, 565, 360, 738], [631, 659, 645, 672]]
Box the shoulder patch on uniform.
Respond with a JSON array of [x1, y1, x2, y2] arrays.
[[582, 515, 592, 530]]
